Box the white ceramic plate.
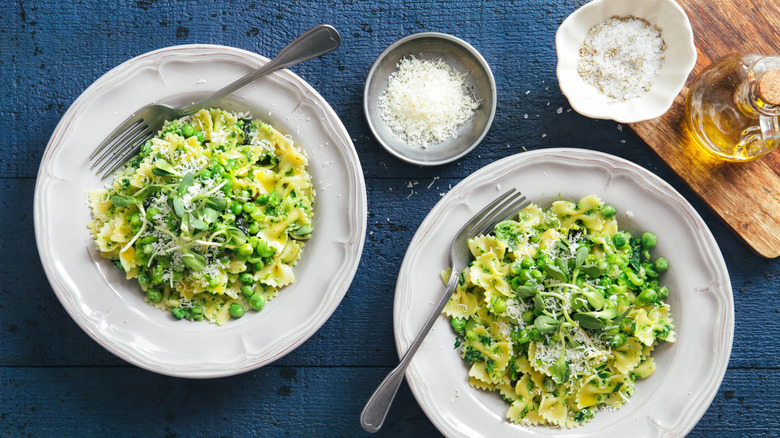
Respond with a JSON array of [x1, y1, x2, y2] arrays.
[[34, 45, 367, 378], [556, 0, 696, 123], [394, 148, 732, 437]]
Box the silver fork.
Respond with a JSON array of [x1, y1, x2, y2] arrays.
[[360, 188, 530, 433], [89, 24, 341, 178]]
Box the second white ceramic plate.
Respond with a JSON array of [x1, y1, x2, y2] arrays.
[[394, 148, 732, 437], [34, 45, 367, 378]]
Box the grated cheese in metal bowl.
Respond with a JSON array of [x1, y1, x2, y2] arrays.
[[577, 16, 666, 101], [379, 56, 479, 148]]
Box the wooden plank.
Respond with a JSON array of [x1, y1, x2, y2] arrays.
[[630, 0, 780, 258]]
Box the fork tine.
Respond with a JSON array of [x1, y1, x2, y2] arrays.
[[459, 189, 517, 234], [469, 193, 528, 237], [92, 121, 148, 168], [89, 116, 144, 161], [97, 128, 153, 176]]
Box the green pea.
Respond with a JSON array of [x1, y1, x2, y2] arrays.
[[243, 202, 258, 214], [239, 272, 254, 284], [450, 317, 467, 335], [252, 261, 265, 271], [241, 285, 254, 298], [530, 328, 544, 342], [247, 222, 261, 234], [635, 289, 658, 306], [228, 303, 245, 318], [600, 205, 616, 219], [492, 297, 507, 315], [522, 310, 535, 324], [237, 243, 254, 257], [249, 293, 266, 311], [608, 333, 627, 348], [199, 169, 213, 180], [518, 269, 533, 283], [256, 240, 275, 257], [128, 211, 143, 228], [249, 236, 261, 249], [641, 232, 657, 249], [654, 257, 669, 273], [171, 307, 186, 319], [656, 286, 669, 300], [256, 193, 269, 205], [190, 305, 205, 321], [145, 207, 161, 221], [520, 256, 534, 270], [181, 123, 196, 138], [230, 201, 243, 215], [138, 272, 151, 287], [511, 328, 531, 344], [146, 288, 162, 303], [612, 233, 627, 249], [626, 270, 643, 287], [509, 262, 523, 277]]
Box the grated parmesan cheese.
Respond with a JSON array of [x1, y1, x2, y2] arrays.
[[379, 56, 479, 148]]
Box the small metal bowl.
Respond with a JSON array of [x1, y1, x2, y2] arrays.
[[364, 32, 496, 166]]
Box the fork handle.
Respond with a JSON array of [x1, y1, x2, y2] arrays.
[[360, 273, 460, 433], [180, 24, 341, 115]]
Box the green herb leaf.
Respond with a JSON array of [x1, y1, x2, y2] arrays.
[[550, 350, 570, 384], [534, 293, 545, 312], [227, 227, 247, 246], [190, 214, 208, 231], [580, 264, 601, 278], [205, 196, 228, 211], [575, 246, 589, 268], [555, 239, 570, 252], [515, 285, 538, 298], [153, 158, 176, 176], [572, 312, 603, 330], [178, 172, 194, 195], [533, 315, 560, 333], [181, 249, 207, 271], [109, 195, 137, 207], [132, 185, 162, 200], [594, 306, 620, 320], [172, 195, 185, 218], [201, 207, 218, 223], [581, 288, 605, 310], [613, 307, 632, 324], [543, 264, 568, 283]]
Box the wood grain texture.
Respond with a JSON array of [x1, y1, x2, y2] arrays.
[[2, 1, 780, 437], [630, 0, 780, 258]]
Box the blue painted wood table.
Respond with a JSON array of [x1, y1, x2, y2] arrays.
[[2, 1, 778, 436]]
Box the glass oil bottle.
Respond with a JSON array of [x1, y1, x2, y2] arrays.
[[685, 54, 780, 161]]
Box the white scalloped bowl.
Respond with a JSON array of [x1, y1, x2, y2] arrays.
[[556, 0, 697, 123]]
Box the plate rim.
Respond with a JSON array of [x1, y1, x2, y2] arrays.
[[393, 147, 733, 437], [33, 43, 367, 378]]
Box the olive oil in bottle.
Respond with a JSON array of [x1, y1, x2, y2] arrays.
[[685, 54, 780, 161]]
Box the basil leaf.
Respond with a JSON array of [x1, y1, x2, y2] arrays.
[[109, 195, 137, 207], [572, 312, 603, 330], [178, 172, 194, 195]]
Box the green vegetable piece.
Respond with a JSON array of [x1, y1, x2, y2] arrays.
[[181, 249, 207, 271], [172, 195, 185, 218], [171, 307, 186, 319], [515, 285, 538, 298], [237, 243, 254, 257], [227, 227, 247, 246], [575, 246, 589, 268], [555, 239, 570, 252], [249, 293, 266, 311], [572, 312, 603, 330], [654, 257, 669, 273], [529, 328, 544, 342], [205, 196, 228, 211], [492, 297, 507, 314], [534, 293, 545, 312], [451, 317, 467, 335], [239, 272, 254, 284], [522, 310, 535, 324], [201, 207, 218, 224], [534, 315, 560, 333], [110, 195, 137, 207], [181, 123, 195, 138], [178, 172, 194, 195], [608, 333, 627, 348], [657, 286, 669, 300], [612, 233, 627, 249], [256, 239, 275, 257], [543, 264, 568, 283], [153, 158, 176, 176], [635, 289, 658, 306], [190, 214, 208, 231], [580, 264, 601, 278], [600, 205, 616, 219], [550, 350, 570, 384], [228, 303, 245, 318], [581, 288, 605, 310], [512, 328, 531, 344], [240, 285, 254, 298], [641, 232, 657, 249], [146, 288, 162, 303], [593, 306, 620, 320]]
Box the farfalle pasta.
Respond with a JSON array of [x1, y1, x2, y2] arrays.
[[443, 195, 675, 428], [88, 108, 313, 324]]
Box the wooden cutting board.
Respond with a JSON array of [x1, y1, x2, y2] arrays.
[[631, 0, 780, 258]]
